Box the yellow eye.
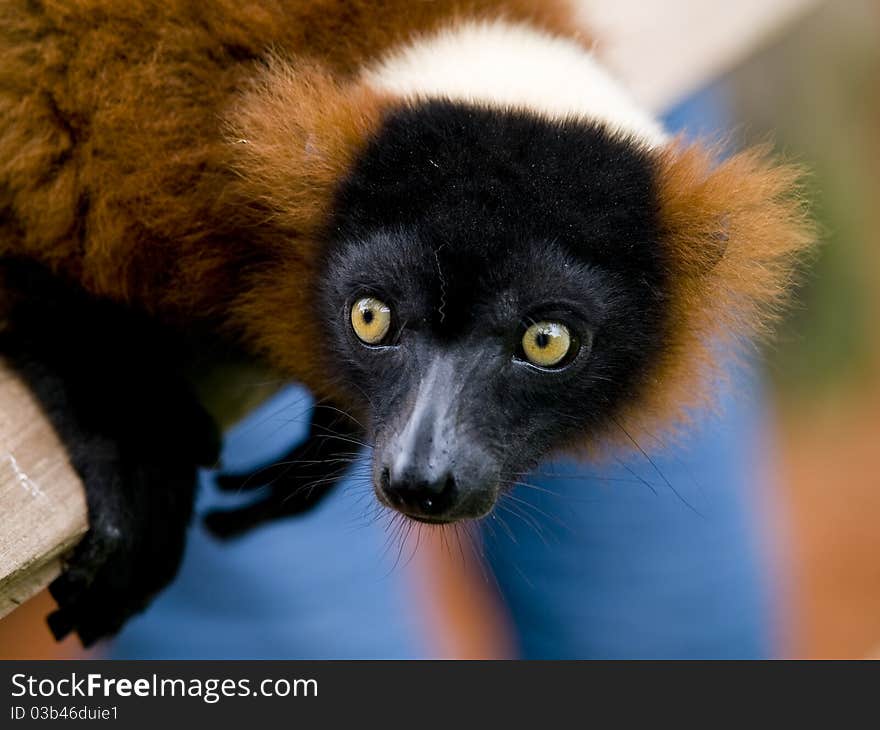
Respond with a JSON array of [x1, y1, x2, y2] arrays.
[[521, 321, 573, 368], [351, 297, 392, 345]]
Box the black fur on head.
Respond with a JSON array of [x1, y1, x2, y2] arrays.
[[318, 100, 669, 523]]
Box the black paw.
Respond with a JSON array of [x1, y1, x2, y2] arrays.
[[39, 380, 216, 645], [204, 446, 348, 539], [0, 261, 221, 645], [46, 445, 201, 647], [47, 519, 135, 646], [204, 404, 363, 539], [204, 478, 339, 539]]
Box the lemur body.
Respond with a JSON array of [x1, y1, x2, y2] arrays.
[[0, 0, 812, 644]]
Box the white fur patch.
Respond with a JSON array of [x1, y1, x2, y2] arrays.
[[363, 20, 668, 148]]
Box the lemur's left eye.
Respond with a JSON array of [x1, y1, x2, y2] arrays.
[[520, 321, 574, 368], [351, 296, 392, 345]]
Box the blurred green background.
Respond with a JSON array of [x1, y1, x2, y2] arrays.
[[732, 0, 880, 398], [729, 0, 880, 657]]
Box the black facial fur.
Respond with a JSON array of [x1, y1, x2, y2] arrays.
[[319, 101, 669, 521]]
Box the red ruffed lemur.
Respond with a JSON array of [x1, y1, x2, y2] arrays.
[[0, 0, 813, 645]]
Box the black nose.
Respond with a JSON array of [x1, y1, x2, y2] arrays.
[[380, 467, 458, 521]]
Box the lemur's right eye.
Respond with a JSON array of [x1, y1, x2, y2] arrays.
[[351, 297, 392, 345]]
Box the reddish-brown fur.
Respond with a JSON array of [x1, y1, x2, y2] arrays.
[[615, 142, 813, 445], [0, 0, 813, 443], [0, 0, 580, 396]]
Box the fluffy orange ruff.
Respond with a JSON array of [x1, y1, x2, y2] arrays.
[[601, 141, 815, 451]]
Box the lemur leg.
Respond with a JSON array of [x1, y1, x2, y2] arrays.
[[204, 403, 364, 539], [0, 262, 220, 646]]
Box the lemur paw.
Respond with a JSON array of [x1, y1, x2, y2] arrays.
[[46, 448, 206, 647], [47, 517, 134, 646], [205, 404, 363, 539], [40, 386, 219, 646], [0, 261, 222, 645], [204, 442, 345, 539]]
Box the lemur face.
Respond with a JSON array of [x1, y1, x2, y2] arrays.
[[229, 39, 807, 526], [320, 102, 669, 523]]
